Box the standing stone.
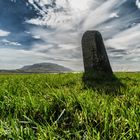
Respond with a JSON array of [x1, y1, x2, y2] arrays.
[[82, 30, 113, 75]]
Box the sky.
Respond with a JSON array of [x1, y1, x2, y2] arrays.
[[0, 0, 140, 71]]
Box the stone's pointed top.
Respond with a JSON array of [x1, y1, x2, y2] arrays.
[[82, 30, 113, 75]]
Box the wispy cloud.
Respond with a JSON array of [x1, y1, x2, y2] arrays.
[[136, 0, 140, 9], [0, 0, 140, 71], [26, 0, 140, 71], [0, 29, 10, 37], [0, 39, 21, 46]]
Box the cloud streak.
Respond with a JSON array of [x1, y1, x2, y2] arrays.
[[0, 29, 10, 36], [136, 0, 140, 9], [0, 0, 140, 71]]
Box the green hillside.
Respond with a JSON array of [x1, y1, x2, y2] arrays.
[[0, 73, 140, 140]]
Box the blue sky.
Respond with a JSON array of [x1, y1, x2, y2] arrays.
[[0, 0, 140, 71]]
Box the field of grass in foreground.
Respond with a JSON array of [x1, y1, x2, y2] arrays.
[[0, 73, 140, 140]]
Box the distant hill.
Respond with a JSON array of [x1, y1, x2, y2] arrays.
[[0, 63, 72, 73], [20, 63, 72, 73]]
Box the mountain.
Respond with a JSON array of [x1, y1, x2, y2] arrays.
[[19, 63, 72, 73], [0, 63, 72, 73]]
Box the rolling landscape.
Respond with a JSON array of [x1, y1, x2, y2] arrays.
[[0, 63, 72, 74]]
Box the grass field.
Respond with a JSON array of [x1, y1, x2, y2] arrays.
[[0, 73, 140, 140]]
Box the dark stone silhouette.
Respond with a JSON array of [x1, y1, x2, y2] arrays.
[[82, 30, 113, 75], [82, 31, 125, 96]]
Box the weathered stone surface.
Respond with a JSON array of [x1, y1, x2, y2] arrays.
[[82, 30, 113, 74]]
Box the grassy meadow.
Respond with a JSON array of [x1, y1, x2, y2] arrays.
[[0, 73, 140, 140]]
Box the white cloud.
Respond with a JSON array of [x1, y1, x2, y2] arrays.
[[109, 13, 119, 18], [25, 0, 140, 71], [0, 29, 10, 36], [68, 0, 91, 10], [136, 0, 140, 9], [106, 24, 140, 49], [1, 0, 140, 71], [0, 47, 83, 70], [105, 23, 140, 71], [1, 39, 21, 46], [0, 47, 54, 69], [82, 0, 120, 30], [32, 35, 41, 39]]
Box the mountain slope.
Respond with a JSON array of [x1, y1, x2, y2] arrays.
[[19, 63, 72, 73], [0, 63, 72, 73]]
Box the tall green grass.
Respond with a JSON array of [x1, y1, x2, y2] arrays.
[[0, 73, 140, 139]]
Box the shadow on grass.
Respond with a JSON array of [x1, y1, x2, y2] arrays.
[[83, 71, 125, 96]]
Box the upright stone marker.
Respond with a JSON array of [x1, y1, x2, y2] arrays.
[[82, 30, 113, 75]]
